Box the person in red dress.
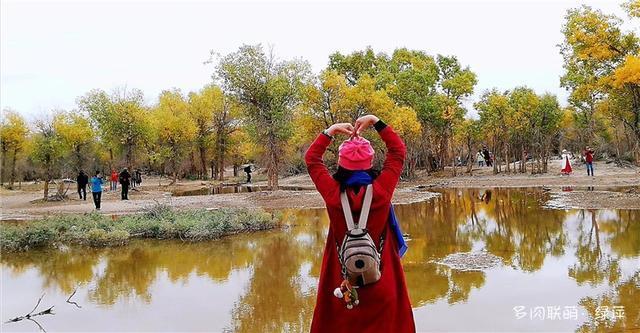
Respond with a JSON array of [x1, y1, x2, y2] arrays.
[[305, 115, 415, 333], [561, 149, 573, 175]]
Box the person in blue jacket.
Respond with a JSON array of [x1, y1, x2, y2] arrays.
[[90, 170, 104, 210]]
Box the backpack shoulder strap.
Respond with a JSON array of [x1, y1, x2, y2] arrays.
[[340, 184, 373, 231], [358, 185, 373, 229], [340, 191, 356, 231]]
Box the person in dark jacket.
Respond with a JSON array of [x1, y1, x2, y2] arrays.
[[76, 170, 89, 200], [119, 168, 131, 200], [244, 165, 252, 183], [482, 146, 492, 167], [134, 169, 142, 187]]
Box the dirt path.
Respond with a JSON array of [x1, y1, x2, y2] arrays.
[[1, 160, 638, 220], [412, 160, 640, 189], [0, 184, 438, 220]]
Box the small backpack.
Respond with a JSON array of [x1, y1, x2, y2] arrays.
[[338, 184, 382, 287]]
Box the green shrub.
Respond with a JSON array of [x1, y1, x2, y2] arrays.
[[87, 228, 130, 246], [0, 205, 278, 252]]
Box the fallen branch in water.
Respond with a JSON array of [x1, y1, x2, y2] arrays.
[[28, 318, 47, 333], [66, 288, 82, 308], [5, 293, 54, 327]]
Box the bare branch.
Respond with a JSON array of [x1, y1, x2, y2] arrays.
[[27, 293, 45, 317], [5, 293, 54, 324], [27, 318, 47, 333], [66, 288, 82, 309]]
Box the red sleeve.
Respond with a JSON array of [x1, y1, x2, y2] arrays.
[[374, 126, 406, 198], [305, 134, 338, 201]]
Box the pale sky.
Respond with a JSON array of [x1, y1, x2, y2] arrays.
[[1, 0, 634, 121]]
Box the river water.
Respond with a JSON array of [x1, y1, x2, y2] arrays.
[[1, 188, 638, 332]]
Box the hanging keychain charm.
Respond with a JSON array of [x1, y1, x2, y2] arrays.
[[333, 279, 359, 309]]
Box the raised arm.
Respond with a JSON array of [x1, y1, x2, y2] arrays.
[[304, 123, 353, 200], [354, 115, 406, 198], [374, 121, 406, 197]]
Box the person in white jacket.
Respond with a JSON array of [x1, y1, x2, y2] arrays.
[[476, 150, 485, 167]]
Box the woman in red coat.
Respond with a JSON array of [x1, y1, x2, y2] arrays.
[[305, 115, 415, 333]]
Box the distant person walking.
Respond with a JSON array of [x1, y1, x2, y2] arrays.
[[584, 147, 595, 176], [110, 170, 118, 191], [561, 149, 573, 175], [244, 165, 252, 183], [119, 168, 131, 200], [482, 147, 492, 167], [476, 150, 485, 167], [90, 171, 104, 210], [134, 169, 142, 187], [76, 170, 89, 200]]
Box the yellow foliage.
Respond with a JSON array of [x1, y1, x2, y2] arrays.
[[229, 128, 261, 162], [565, 9, 621, 62], [559, 107, 580, 143], [386, 106, 421, 139], [623, 0, 640, 18], [610, 55, 640, 88], [153, 90, 197, 148], [188, 84, 222, 129], [0, 111, 29, 153], [53, 112, 94, 149]]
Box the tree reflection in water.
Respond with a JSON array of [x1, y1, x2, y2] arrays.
[[574, 210, 640, 332], [1, 189, 638, 331]]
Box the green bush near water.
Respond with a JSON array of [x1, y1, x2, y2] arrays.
[[0, 206, 279, 252]]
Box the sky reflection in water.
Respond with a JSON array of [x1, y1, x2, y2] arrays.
[[1, 188, 638, 332]]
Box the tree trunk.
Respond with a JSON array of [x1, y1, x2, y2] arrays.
[[9, 148, 18, 186], [496, 139, 499, 175], [200, 145, 208, 180], [1, 148, 7, 186], [168, 157, 177, 185], [439, 129, 450, 171], [466, 139, 473, 175], [629, 84, 640, 161], [267, 131, 279, 188], [218, 136, 226, 181], [43, 166, 51, 200], [125, 142, 133, 170], [504, 146, 510, 173], [109, 148, 114, 171], [189, 151, 197, 178], [451, 155, 456, 177]]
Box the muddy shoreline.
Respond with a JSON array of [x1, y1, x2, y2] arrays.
[[1, 160, 639, 220]]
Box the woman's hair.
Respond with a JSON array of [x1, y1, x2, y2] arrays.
[[332, 166, 379, 191], [95, 170, 101, 176]]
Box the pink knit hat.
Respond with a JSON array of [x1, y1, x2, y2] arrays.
[[338, 137, 375, 170]]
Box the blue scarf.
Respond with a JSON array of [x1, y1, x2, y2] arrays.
[[345, 171, 408, 258]]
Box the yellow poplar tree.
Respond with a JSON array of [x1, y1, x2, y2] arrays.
[[0, 110, 29, 186], [53, 112, 94, 173], [560, 4, 639, 161], [152, 89, 197, 184]]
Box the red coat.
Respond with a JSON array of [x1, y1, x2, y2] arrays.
[[584, 150, 594, 163], [305, 126, 415, 333]]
